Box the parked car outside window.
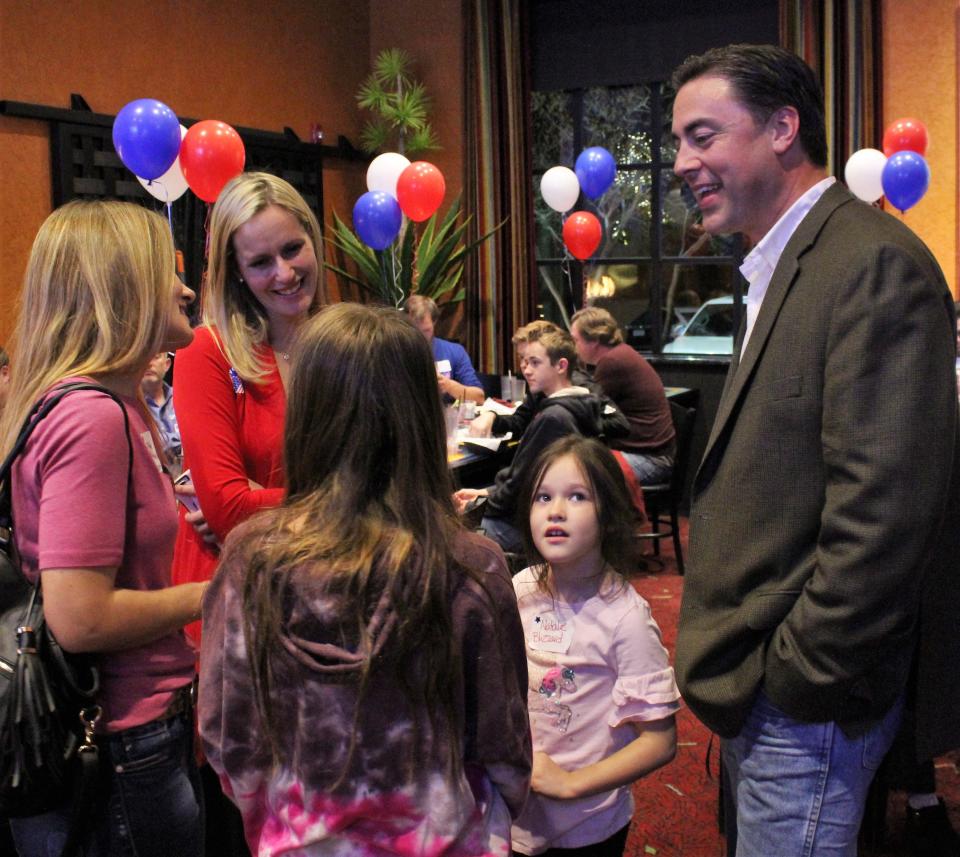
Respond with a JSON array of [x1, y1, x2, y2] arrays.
[[662, 296, 734, 355]]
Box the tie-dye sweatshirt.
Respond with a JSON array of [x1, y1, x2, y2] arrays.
[[199, 523, 532, 857]]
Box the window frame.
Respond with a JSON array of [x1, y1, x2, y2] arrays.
[[531, 81, 747, 357]]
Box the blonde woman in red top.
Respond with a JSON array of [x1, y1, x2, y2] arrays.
[[171, 172, 325, 643]]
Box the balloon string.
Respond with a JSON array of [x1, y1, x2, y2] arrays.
[[204, 203, 212, 261], [392, 245, 400, 306], [166, 202, 173, 235], [561, 256, 573, 306]]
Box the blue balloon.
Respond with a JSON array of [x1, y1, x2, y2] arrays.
[[881, 151, 930, 212], [112, 99, 181, 181], [574, 146, 617, 199], [353, 191, 402, 250]]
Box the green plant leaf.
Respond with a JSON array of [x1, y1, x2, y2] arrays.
[[417, 196, 462, 262], [406, 124, 441, 156], [401, 82, 432, 117], [324, 261, 380, 295], [373, 48, 412, 84], [327, 212, 383, 284], [359, 120, 391, 154], [417, 228, 462, 293], [429, 265, 464, 301], [356, 77, 388, 112], [383, 88, 429, 131], [416, 213, 439, 261]]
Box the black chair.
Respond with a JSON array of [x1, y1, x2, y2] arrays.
[[637, 397, 698, 574]]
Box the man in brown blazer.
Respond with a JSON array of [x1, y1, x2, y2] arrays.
[[671, 44, 960, 855]]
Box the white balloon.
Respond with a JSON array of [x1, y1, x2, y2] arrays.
[[844, 148, 887, 203], [540, 165, 580, 213], [137, 125, 189, 203], [366, 152, 411, 198]]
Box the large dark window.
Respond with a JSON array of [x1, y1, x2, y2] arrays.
[[532, 83, 744, 356], [528, 0, 779, 357]]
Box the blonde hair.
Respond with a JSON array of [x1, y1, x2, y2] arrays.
[[527, 325, 577, 367], [403, 294, 439, 323], [512, 319, 560, 346], [203, 172, 326, 382], [0, 200, 176, 456], [571, 306, 623, 346]]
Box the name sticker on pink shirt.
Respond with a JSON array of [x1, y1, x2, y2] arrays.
[[527, 611, 574, 653]]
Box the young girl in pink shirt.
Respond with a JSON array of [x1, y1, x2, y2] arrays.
[[511, 436, 680, 856]]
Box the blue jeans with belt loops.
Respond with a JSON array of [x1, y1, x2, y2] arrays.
[[721, 688, 904, 857], [10, 709, 203, 857]]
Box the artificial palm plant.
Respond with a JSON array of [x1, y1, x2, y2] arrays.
[[356, 48, 439, 156]]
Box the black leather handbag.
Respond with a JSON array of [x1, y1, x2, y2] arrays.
[[0, 383, 131, 831]]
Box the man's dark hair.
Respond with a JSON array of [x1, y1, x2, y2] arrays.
[[672, 44, 828, 168]]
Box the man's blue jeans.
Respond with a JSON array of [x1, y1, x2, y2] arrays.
[[620, 450, 673, 486], [722, 689, 903, 857], [10, 709, 203, 857]]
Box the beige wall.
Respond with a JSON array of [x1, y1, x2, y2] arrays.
[[882, 0, 958, 295], [368, 0, 465, 209], [0, 0, 372, 345]]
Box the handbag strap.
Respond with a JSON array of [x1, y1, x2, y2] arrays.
[[0, 382, 133, 550], [1, 383, 132, 857]]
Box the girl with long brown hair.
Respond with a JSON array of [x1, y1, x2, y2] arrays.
[[198, 302, 531, 856]]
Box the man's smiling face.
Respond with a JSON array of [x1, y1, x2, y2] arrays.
[[671, 74, 784, 245]]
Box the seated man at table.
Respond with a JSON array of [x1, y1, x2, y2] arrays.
[[454, 325, 628, 552], [571, 306, 675, 485], [405, 294, 485, 404]]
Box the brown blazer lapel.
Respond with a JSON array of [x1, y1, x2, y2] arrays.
[[696, 184, 854, 484]]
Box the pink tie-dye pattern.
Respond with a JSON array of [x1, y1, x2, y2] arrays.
[[247, 779, 509, 857]]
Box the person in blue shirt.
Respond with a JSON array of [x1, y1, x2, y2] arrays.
[[404, 295, 485, 404], [141, 351, 183, 475]]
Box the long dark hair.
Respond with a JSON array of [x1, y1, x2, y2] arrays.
[[518, 435, 643, 591], [240, 302, 467, 772]]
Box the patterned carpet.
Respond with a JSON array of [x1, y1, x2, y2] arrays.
[[623, 518, 960, 857]]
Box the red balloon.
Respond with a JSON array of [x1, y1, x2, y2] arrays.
[[882, 117, 928, 157], [179, 120, 246, 203], [395, 161, 446, 222], [562, 211, 602, 260]]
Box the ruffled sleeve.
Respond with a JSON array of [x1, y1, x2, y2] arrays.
[[606, 589, 682, 728], [608, 666, 681, 728]]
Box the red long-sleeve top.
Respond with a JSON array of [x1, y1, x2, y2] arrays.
[[171, 325, 286, 644]]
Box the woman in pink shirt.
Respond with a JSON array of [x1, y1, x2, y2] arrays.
[[0, 200, 206, 857]]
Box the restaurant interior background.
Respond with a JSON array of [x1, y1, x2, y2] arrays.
[[0, 0, 957, 480]]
